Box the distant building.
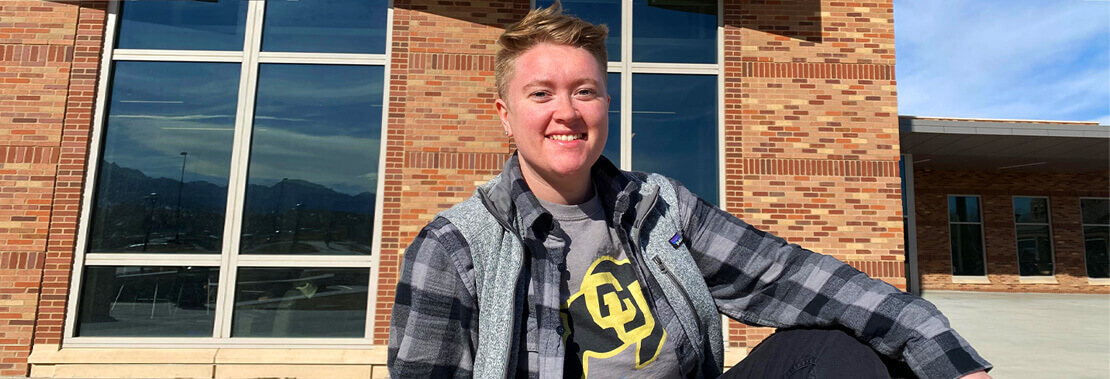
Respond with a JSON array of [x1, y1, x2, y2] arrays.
[[0, 0, 1104, 378]]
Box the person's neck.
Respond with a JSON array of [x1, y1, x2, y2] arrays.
[[520, 166, 594, 205]]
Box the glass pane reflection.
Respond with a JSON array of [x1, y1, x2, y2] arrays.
[[117, 0, 247, 51], [632, 0, 716, 63], [632, 74, 717, 204], [1013, 197, 1049, 224], [538, 0, 621, 61], [950, 224, 985, 276], [262, 0, 389, 54], [1083, 226, 1110, 278], [241, 64, 384, 255], [76, 266, 218, 337], [1081, 199, 1109, 225], [1016, 225, 1053, 276], [948, 196, 981, 223], [88, 62, 238, 254], [232, 268, 369, 338], [603, 73, 620, 166]]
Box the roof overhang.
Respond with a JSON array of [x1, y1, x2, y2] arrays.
[[899, 116, 1110, 173]]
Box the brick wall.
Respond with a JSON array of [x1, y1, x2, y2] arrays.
[[375, 0, 529, 344], [0, 1, 105, 375], [2, 0, 905, 366], [915, 169, 1110, 294], [724, 0, 901, 347]]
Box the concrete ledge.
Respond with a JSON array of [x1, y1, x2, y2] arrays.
[[216, 364, 374, 379], [951, 276, 992, 284], [723, 347, 749, 369], [49, 364, 214, 378], [1089, 278, 1110, 286], [28, 346, 218, 364], [1018, 276, 1058, 284]]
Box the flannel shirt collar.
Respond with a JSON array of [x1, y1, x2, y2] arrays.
[[482, 153, 640, 235]]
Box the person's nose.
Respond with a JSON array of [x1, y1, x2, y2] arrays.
[[552, 94, 581, 124]]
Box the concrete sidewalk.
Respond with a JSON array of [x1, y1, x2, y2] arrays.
[[922, 290, 1110, 379]]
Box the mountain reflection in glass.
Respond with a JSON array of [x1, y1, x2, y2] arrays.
[[240, 64, 384, 255], [87, 62, 238, 254]]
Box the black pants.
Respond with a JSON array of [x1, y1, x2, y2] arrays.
[[719, 329, 916, 379]]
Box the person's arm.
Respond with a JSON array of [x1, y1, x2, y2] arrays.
[[669, 180, 992, 379], [388, 217, 478, 378]]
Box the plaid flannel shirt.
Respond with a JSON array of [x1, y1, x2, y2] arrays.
[[389, 155, 992, 378]]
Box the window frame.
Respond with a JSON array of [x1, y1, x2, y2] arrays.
[[534, 0, 725, 206], [1080, 197, 1110, 279], [947, 194, 988, 279], [63, 0, 394, 348], [1012, 195, 1055, 278]]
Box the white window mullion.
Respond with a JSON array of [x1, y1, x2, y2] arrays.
[[112, 49, 243, 63], [620, 0, 632, 170], [214, 0, 267, 339], [257, 52, 388, 65], [364, 0, 398, 341], [63, 0, 123, 341]]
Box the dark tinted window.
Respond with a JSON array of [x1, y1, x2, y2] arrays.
[[262, 0, 389, 54], [632, 0, 716, 63], [950, 224, 985, 276], [537, 0, 621, 61], [948, 196, 981, 223], [77, 266, 218, 337], [603, 73, 621, 166], [632, 74, 717, 203], [232, 268, 369, 337], [117, 0, 247, 50]]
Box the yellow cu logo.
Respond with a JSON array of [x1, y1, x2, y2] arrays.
[[561, 256, 666, 377]]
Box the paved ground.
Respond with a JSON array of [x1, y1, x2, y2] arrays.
[[922, 290, 1110, 379]]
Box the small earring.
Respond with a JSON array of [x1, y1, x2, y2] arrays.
[[504, 131, 509, 136]]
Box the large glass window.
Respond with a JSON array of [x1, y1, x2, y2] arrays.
[[949, 196, 985, 276], [73, 0, 388, 343], [1081, 198, 1110, 278], [1014, 197, 1054, 276], [538, 0, 720, 203]]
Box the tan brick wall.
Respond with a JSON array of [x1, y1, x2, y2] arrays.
[[375, 0, 529, 344], [724, 0, 901, 347], [0, 1, 105, 375], [915, 169, 1110, 294], [3, 0, 907, 368]]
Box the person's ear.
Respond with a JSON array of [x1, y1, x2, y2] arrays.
[[495, 98, 513, 137]]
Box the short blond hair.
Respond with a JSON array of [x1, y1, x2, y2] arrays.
[[495, 2, 608, 99]]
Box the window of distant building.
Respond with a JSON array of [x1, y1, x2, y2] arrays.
[[948, 195, 986, 276], [537, 0, 721, 204], [1081, 198, 1110, 278], [69, 0, 389, 344], [1013, 197, 1054, 277]]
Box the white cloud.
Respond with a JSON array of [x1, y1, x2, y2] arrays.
[[895, 0, 1110, 122]]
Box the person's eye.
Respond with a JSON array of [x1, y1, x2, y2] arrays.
[[529, 91, 551, 99], [575, 88, 598, 97]]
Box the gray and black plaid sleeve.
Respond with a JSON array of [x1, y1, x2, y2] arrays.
[[671, 181, 992, 379], [389, 217, 478, 378]]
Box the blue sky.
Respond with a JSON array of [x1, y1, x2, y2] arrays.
[[894, 0, 1110, 124]]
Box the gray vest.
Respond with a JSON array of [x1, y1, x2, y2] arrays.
[[439, 173, 724, 378]]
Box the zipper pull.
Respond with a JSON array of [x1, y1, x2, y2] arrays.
[[652, 256, 668, 273]]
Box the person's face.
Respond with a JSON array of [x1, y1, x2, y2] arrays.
[[495, 43, 609, 185]]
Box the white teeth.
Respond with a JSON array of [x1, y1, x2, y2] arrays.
[[548, 134, 584, 141]]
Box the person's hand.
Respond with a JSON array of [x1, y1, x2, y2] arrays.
[[959, 370, 991, 379]]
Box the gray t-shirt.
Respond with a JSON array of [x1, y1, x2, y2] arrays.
[[539, 194, 683, 378]]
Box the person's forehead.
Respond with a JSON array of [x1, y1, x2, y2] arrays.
[[511, 44, 605, 83]]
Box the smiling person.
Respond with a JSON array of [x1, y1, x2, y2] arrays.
[[388, 4, 991, 379]]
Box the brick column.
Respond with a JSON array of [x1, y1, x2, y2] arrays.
[[724, 0, 901, 348], [374, 0, 529, 345], [0, 1, 105, 375]]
